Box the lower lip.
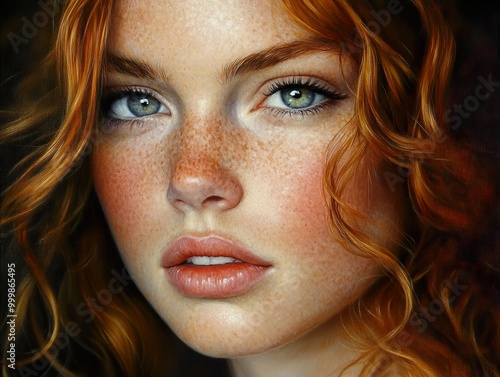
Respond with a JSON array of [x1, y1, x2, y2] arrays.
[[164, 263, 269, 298]]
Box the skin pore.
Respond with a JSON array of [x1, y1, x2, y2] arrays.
[[92, 0, 409, 376]]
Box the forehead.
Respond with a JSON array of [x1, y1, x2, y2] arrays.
[[108, 0, 309, 59]]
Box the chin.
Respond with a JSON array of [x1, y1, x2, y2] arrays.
[[185, 337, 281, 359], [171, 315, 293, 359]]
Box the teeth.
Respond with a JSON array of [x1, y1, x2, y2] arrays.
[[186, 256, 242, 266]]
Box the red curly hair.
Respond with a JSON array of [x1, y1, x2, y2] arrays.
[[1, 0, 498, 376]]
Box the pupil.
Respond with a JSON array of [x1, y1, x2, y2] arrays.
[[281, 86, 314, 109], [127, 93, 161, 117]]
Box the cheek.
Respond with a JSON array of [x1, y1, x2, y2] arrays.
[[92, 140, 166, 247], [283, 170, 328, 247], [261, 146, 332, 253]]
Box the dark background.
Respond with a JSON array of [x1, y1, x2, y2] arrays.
[[0, 2, 232, 376], [1, 1, 498, 377]]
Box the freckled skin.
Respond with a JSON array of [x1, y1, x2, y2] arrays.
[[92, 0, 408, 375]]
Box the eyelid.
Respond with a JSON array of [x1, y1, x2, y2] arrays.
[[261, 76, 348, 98], [254, 75, 349, 117], [102, 85, 155, 99], [101, 85, 171, 117]]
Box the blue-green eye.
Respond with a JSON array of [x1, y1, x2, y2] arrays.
[[275, 86, 321, 109], [103, 88, 169, 119], [263, 77, 348, 115]]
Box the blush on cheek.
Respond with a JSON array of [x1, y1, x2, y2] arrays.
[[272, 157, 332, 248], [92, 147, 155, 238]]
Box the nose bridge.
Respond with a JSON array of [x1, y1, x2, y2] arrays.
[[179, 115, 225, 163], [167, 114, 243, 212]]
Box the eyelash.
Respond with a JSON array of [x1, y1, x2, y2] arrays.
[[262, 77, 349, 117], [99, 77, 348, 130], [100, 86, 162, 129]]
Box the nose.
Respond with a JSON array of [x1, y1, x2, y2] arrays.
[[167, 141, 243, 213]]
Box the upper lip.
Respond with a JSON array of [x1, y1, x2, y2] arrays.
[[162, 235, 271, 268]]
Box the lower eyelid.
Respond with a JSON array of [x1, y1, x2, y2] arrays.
[[262, 101, 335, 118], [100, 117, 144, 130]]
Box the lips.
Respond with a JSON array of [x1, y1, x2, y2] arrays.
[[162, 235, 272, 298]]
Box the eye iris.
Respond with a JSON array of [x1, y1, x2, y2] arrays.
[[127, 93, 161, 116], [281, 86, 314, 109]]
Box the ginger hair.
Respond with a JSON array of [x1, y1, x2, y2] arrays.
[[2, 1, 171, 376], [281, 0, 499, 375], [2, 0, 498, 376]]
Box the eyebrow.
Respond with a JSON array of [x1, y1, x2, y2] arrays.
[[105, 53, 171, 83], [221, 39, 338, 82], [104, 39, 338, 84]]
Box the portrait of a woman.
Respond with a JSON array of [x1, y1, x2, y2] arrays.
[[1, 1, 498, 376]]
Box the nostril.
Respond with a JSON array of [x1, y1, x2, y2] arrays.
[[203, 195, 225, 207]]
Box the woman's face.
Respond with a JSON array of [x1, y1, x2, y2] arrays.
[[93, 0, 407, 358]]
